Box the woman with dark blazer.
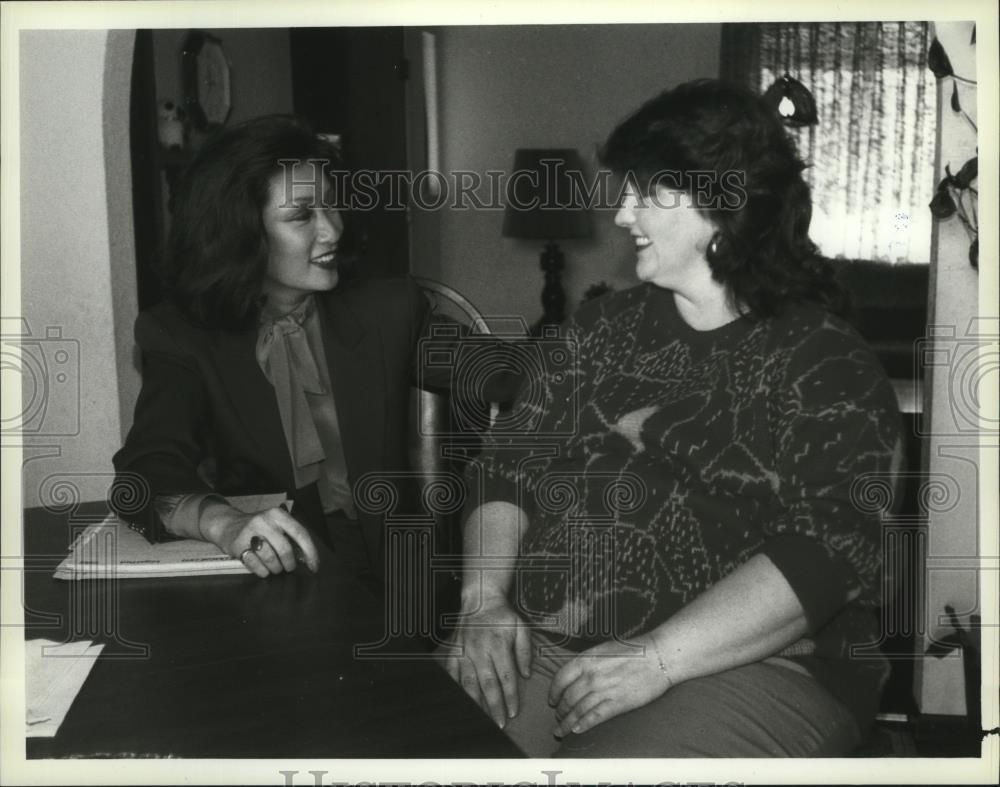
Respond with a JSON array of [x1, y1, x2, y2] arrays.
[[112, 115, 449, 580]]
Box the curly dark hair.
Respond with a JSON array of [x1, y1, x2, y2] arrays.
[[161, 114, 356, 329], [600, 78, 846, 318]]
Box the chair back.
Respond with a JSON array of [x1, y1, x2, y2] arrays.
[[408, 277, 494, 554]]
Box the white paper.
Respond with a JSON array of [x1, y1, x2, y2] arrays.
[[25, 638, 105, 737]]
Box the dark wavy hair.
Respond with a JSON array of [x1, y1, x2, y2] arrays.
[[161, 114, 356, 329], [600, 78, 846, 318]]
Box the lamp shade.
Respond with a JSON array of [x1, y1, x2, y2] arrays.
[[762, 73, 818, 127], [502, 148, 593, 240]]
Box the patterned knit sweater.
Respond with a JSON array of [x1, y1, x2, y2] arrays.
[[475, 283, 902, 725]]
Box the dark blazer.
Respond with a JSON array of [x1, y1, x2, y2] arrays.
[[111, 277, 443, 575]]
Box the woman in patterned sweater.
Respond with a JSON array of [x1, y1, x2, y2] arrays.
[[441, 79, 902, 757]]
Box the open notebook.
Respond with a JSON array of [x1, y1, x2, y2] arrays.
[[53, 493, 289, 580]]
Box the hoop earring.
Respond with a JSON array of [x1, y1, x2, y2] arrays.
[[707, 232, 722, 259]]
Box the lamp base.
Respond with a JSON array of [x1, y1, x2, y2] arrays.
[[539, 241, 566, 328]]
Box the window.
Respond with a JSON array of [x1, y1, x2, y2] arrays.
[[722, 22, 938, 263]]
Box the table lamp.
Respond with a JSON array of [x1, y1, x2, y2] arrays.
[[502, 148, 592, 328]]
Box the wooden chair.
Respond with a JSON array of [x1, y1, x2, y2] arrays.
[[407, 278, 497, 638]]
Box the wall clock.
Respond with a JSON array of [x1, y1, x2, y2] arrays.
[[181, 31, 231, 130]]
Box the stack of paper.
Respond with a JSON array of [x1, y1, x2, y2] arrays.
[[26, 639, 104, 737], [53, 493, 288, 580]]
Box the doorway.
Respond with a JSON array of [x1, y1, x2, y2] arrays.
[[129, 26, 412, 311]]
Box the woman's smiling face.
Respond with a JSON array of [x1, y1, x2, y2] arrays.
[[614, 181, 717, 294], [261, 161, 344, 310]]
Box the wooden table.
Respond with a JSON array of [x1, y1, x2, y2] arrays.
[[20, 502, 522, 758]]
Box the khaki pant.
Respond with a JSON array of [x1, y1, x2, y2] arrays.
[[481, 638, 862, 757]]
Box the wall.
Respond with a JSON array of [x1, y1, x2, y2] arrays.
[[151, 28, 293, 124], [106, 31, 143, 459], [913, 21, 991, 717], [18, 30, 139, 508], [415, 24, 721, 326]]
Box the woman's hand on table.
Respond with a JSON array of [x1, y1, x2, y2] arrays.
[[444, 598, 533, 729], [203, 504, 320, 577], [549, 635, 674, 738]]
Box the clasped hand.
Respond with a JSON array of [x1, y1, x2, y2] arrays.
[[445, 601, 675, 738]]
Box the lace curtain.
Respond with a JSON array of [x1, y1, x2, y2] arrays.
[[721, 22, 938, 263]]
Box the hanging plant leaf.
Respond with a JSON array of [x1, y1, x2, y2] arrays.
[[928, 37, 954, 78], [930, 186, 957, 218], [955, 156, 978, 188], [969, 238, 978, 269], [951, 80, 962, 112]]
